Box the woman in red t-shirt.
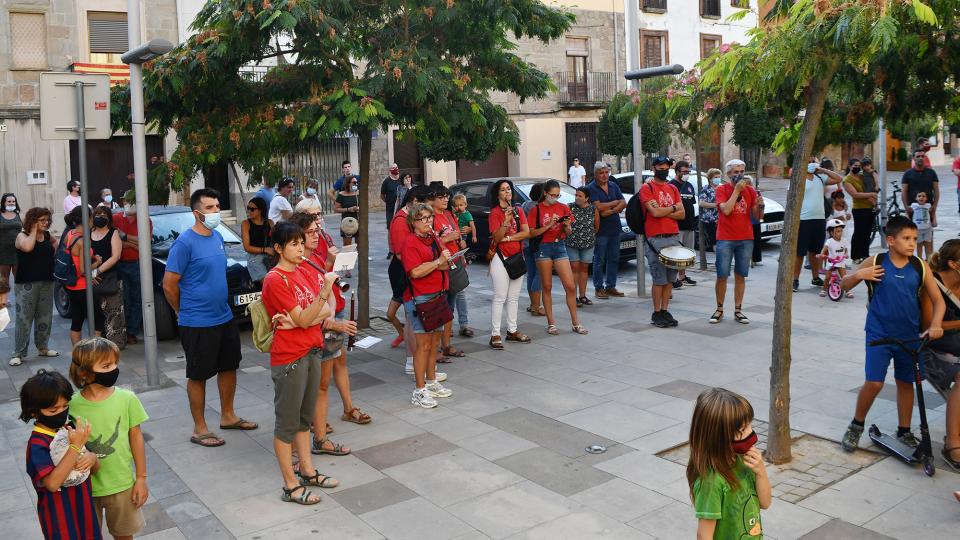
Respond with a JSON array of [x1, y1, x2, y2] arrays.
[[487, 180, 533, 350], [260, 221, 337, 505], [401, 203, 454, 409], [526, 180, 587, 336], [429, 186, 469, 358]]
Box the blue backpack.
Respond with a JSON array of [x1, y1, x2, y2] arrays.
[[53, 232, 82, 287]]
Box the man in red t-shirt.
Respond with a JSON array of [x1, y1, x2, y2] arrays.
[[639, 156, 685, 328], [112, 189, 153, 343], [711, 159, 764, 325]]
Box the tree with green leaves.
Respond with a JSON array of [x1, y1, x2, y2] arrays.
[[113, 0, 574, 326], [598, 87, 670, 172]]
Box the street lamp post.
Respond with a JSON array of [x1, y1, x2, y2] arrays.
[[121, 5, 172, 387]]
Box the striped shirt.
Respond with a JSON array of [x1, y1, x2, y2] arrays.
[[26, 427, 102, 539]]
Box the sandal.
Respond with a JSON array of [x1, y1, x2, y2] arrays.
[[505, 331, 531, 343], [311, 437, 350, 456], [734, 305, 750, 325], [527, 306, 545, 317], [220, 418, 259, 430], [281, 484, 321, 505], [942, 443, 960, 472], [572, 324, 589, 335], [845, 291, 854, 299], [189, 432, 225, 447], [546, 324, 559, 335], [579, 296, 593, 306], [298, 468, 339, 488], [341, 407, 372, 425], [819, 290, 827, 297], [709, 304, 723, 324], [489, 335, 504, 350], [459, 327, 475, 338], [442, 346, 466, 358]]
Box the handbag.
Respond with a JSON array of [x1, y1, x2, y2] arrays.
[[448, 261, 469, 296], [93, 269, 119, 296], [409, 242, 453, 332], [497, 249, 527, 280]]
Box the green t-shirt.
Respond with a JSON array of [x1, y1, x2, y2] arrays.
[[693, 459, 763, 539], [69, 388, 149, 497], [456, 210, 474, 229]]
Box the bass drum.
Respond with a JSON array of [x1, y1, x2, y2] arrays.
[[658, 245, 696, 270]]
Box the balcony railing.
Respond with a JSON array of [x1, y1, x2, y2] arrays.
[[554, 71, 614, 108]]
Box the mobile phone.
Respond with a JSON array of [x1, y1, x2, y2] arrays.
[[558, 216, 570, 223]]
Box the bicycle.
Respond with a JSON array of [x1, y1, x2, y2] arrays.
[[868, 182, 904, 245]]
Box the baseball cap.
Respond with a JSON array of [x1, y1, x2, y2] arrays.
[[651, 156, 673, 166]]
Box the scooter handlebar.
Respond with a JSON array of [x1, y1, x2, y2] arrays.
[[868, 337, 929, 350]]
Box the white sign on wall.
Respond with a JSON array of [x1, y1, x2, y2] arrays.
[[39, 72, 112, 141]]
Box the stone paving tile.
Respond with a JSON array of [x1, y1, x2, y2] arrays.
[[139, 528, 188, 540], [533, 366, 633, 397], [593, 451, 686, 495], [330, 477, 419, 515], [210, 488, 336, 537], [625, 500, 698, 540], [159, 492, 212, 526], [446, 480, 578, 539], [353, 432, 458, 470], [455, 428, 539, 462], [625, 422, 690, 453], [422, 413, 499, 443], [798, 474, 913, 526], [506, 510, 654, 540], [862, 492, 959, 539], [570, 478, 673, 523], [557, 401, 681, 444], [139, 501, 179, 536], [384, 449, 524, 508], [799, 518, 896, 539], [478, 408, 616, 459], [177, 514, 238, 540], [348, 371, 388, 391], [760, 499, 833, 539], [863, 382, 946, 409], [675, 317, 758, 338], [331, 418, 426, 452], [494, 447, 614, 497], [647, 379, 713, 401], [310, 453, 387, 494], [359, 497, 475, 540], [238, 506, 384, 539]]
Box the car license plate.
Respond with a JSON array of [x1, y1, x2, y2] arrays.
[[234, 292, 261, 306], [763, 222, 783, 233], [619, 240, 637, 250]]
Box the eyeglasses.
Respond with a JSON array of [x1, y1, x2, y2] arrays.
[[416, 216, 434, 223], [304, 228, 320, 236]]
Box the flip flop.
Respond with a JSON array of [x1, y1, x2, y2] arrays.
[[220, 418, 258, 430], [442, 346, 465, 358], [190, 432, 225, 447]]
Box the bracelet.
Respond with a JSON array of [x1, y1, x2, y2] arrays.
[[69, 444, 83, 455]]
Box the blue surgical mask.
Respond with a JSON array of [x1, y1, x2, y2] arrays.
[[200, 211, 221, 230], [104, 195, 113, 203], [807, 163, 818, 174], [306, 187, 317, 196]]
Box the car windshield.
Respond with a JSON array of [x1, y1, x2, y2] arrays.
[[516, 182, 577, 205], [150, 212, 241, 244]]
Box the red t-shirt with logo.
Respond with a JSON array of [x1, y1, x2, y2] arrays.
[[529, 202, 573, 243], [639, 181, 681, 236], [261, 267, 324, 366], [489, 205, 528, 257], [390, 209, 411, 259], [112, 213, 153, 261], [714, 183, 758, 241], [433, 210, 461, 253], [401, 234, 446, 301]]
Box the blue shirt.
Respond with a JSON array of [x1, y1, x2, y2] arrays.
[[254, 186, 275, 207], [865, 253, 921, 339], [166, 228, 232, 327], [586, 180, 625, 237]]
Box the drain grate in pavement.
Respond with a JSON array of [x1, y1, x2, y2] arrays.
[[657, 420, 883, 504]]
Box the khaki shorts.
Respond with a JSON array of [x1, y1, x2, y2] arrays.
[[95, 487, 145, 537]]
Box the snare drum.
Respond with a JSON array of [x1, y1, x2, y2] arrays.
[[658, 245, 696, 270]]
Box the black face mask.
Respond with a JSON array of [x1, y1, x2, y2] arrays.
[[37, 409, 69, 430], [654, 169, 670, 181], [93, 216, 109, 228], [851, 167, 861, 174], [93, 368, 120, 388]]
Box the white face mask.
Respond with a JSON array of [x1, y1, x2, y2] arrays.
[[349, 183, 358, 192], [4, 205, 15, 212], [306, 187, 317, 196]]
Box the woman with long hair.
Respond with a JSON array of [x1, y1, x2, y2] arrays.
[[522, 183, 544, 316], [63, 205, 105, 345], [488, 180, 532, 350], [0, 192, 21, 307], [429, 186, 467, 359], [843, 157, 879, 263], [241, 196, 275, 257], [90, 205, 125, 346], [527, 180, 587, 335], [10, 208, 58, 366]]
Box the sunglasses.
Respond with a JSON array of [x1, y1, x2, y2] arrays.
[[246, 206, 258, 212]]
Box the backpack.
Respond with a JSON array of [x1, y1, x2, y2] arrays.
[[53, 231, 83, 287], [865, 251, 925, 303], [626, 183, 654, 236], [246, 271, 289, 353]]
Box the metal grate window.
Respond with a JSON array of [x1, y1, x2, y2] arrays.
[[88, 12, 128, 54], [9, 12, 47, 69]]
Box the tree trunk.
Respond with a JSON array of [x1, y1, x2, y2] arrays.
[[695, 143, 707, 271], [357, 128, 372, 328], [767, 64, 838, 464]]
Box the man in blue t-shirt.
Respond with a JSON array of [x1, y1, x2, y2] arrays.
[[586, 162, 626, 298], [253, 184, 275, 207], [327, 160, 361, 201], [163, 188, 258, 448]]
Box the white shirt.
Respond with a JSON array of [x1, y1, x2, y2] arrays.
[[268, 195, 292, 222], [63, 194, 81, 214], [824, 237, 849, 264], [568, 165, 587, 188]]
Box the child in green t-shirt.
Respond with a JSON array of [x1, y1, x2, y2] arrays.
[[69, 338, 149, 540], [452, 194, 477, 246], [687, 388, 772, 539]]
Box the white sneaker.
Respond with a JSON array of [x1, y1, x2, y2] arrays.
[[411, 388, 438, 408], [425, 381, 453, 398], [8, 357, 22, 366], [404, 358, 413, 375], [435, 371, 447, 383]]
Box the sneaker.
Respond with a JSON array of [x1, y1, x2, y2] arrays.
[[662, 310, 679, 327], [8, 357, 22, 367], [595, 288, 609, 299], [425, 381, 453, 398], [792, 279, 799, 292], [841, 422, 864, 452], [435, 372, 447, 383], [411, 388, 438, 408], [672, 280, 683, 289], [682, 276, 697, 286], [651, 311, 670, 328], [404, 358, 413, 375], [897, 430, 920, 448], [606, 288, 625, 297], [754, 261, 763, 266], [811, 277, 824, 287]]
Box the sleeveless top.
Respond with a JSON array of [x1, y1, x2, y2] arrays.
[[865, 253, 921, 339], [566, 203, 596, 249], [90, 228, 117, 275], [16, 231, 54, 283], [247, 219, 271, 249], [0, 213, 22, 265], [65, 229, 91, 291]]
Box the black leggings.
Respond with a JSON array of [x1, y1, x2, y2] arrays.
[[851, 208, 874, 261], [67, 288, 104, 333], [752, 223, 762, 263]]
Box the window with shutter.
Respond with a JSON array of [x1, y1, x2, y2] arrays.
[[701, 0, 722, 17], [639, 31, 668, 68], [700, 34, 722, 59], [88, 12, 128, 55], [9, 12, 47, 70]]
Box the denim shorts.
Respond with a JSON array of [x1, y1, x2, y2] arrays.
[[403, 296, 444, 334], [566, 245, 595, 263], [865, 341, 923, 383], [715, 240, 753, 279], [535, 241, 568, 261]]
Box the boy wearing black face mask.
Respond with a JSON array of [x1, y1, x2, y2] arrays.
[[69, 338, 148, 540], [21, 368, 102, 539]]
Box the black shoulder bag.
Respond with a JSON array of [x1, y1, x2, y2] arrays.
[[496, 207, 527, 280]]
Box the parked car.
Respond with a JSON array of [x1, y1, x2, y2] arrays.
[[448, 178, 637, 263], [55, 206, 262, 340], [612, 170, 785, 241]]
